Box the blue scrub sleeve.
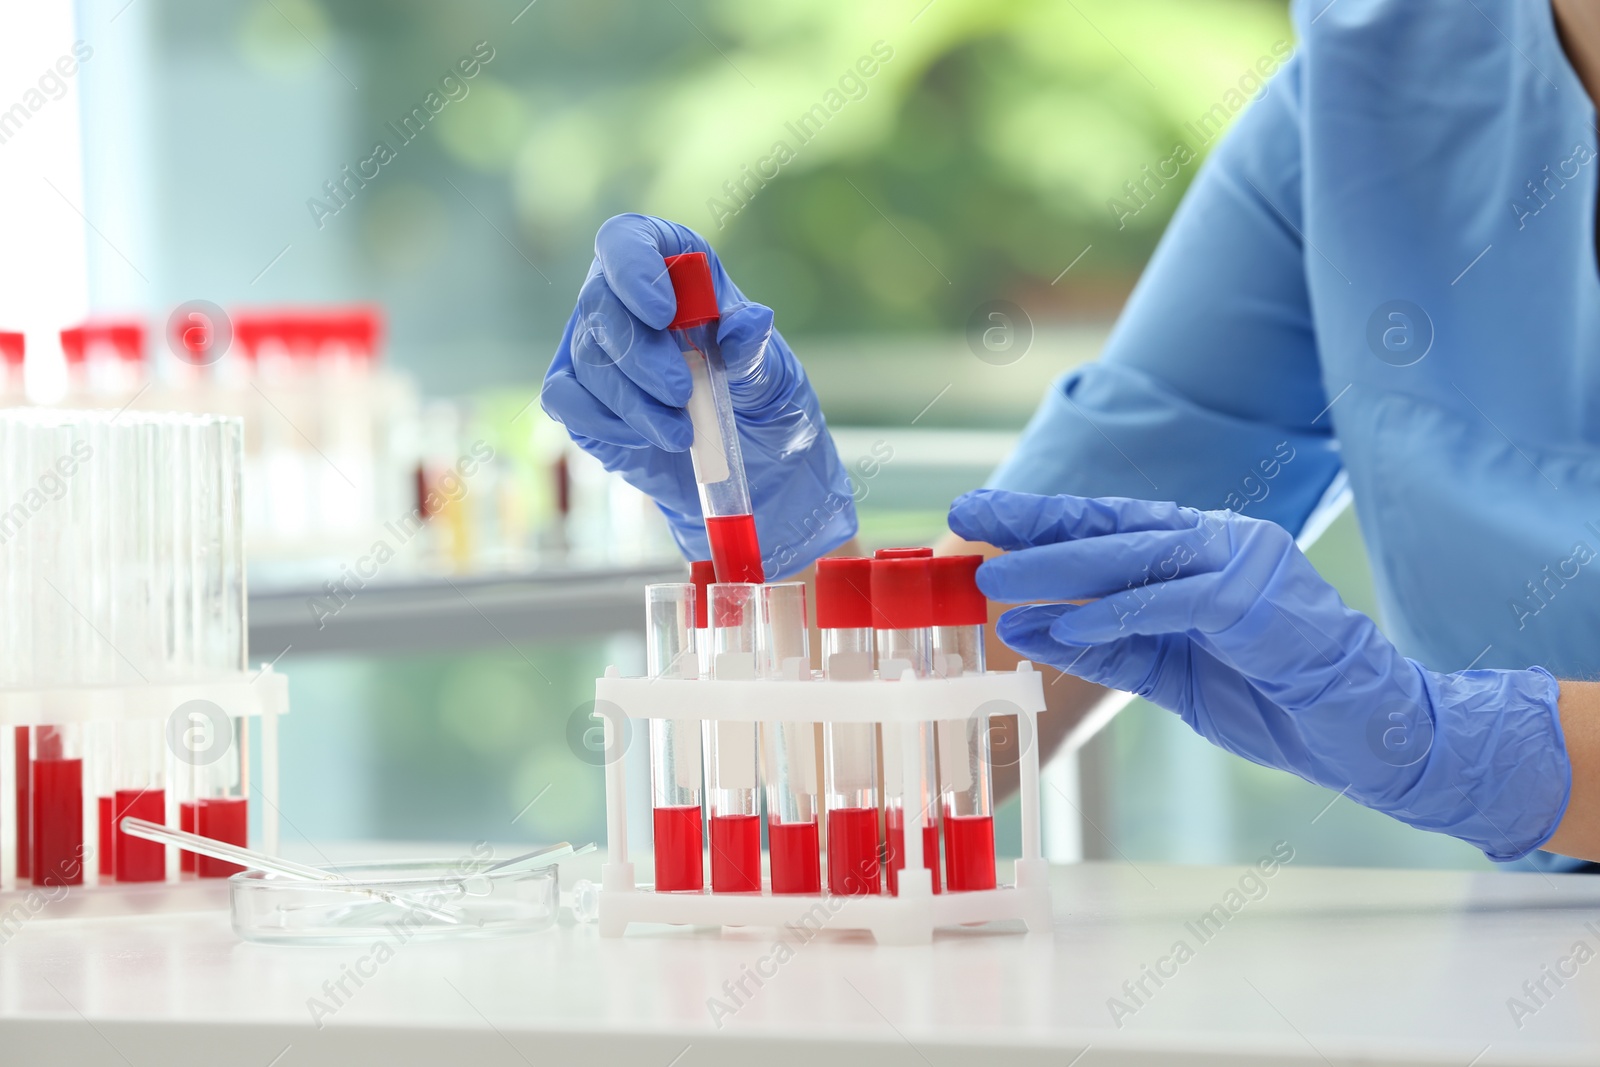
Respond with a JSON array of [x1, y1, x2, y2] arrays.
[[989, 50, 1340, 536]]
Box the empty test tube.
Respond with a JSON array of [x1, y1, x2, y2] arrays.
[[871, 557, 941, 896], [817, 558, 881, 897], [759, 582, 820, 895], [706, 582, 763, 893], [932, 556, 996, 892], [646, 582, 704, 893]]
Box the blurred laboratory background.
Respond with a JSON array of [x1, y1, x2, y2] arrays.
[[6, 0, 1492, 870]]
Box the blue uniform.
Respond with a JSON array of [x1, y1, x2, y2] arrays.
[[987, 0, 1598, 865], [994, 0, 1600, 678]]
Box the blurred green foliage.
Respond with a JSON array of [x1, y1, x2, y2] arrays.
[[223, 0, 1290, 352]]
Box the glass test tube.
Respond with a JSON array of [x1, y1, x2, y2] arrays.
[[646, 582, 704, 893], [759, 582, 820, 895], [663, 252, 763, 583], [112, 720, 167, 883], [932, 555, 996, 892], [872, 556, 942, 896], [30, 725, 84, 889], [817, 558, 881, 897], [705, 582, 763, 893]]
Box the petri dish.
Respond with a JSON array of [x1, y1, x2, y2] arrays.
[[230, 859, 558, 945]]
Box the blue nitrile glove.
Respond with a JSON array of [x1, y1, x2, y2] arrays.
[[948, 489, 1572, 862], [541, 214, 856, 578]]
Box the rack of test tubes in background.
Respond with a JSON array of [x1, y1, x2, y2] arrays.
[[0, 409, 287, 906], [594, 549, 1052, 945], [0, 313, 675, 580]]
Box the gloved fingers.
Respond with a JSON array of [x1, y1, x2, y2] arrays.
[[976, 525, 1232, 603], [571, 274, 692, 408], [717, 302, 794, 412], [594, 214, 742, 331], [570, 335, 694, 453], [948, 490, 1204, 552], [994, 604, 1171, 694], [539, 371, 655, 450], [1044, 574, 1225, 644]]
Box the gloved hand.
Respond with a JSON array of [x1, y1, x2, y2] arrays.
[[541, 214, 856, 578], [949, 489, 1571, 861]]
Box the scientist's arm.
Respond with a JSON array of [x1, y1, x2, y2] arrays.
[[1545, 684, 1600, 859], [954, 490, 1584, 863]]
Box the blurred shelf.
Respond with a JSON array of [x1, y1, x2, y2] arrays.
[[247, 561, 683, 658]]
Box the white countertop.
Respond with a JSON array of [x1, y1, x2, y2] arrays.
[[3, 854, 1599, 1066]]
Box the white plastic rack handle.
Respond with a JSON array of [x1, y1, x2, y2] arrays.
[[595, 662, 1053, 946]]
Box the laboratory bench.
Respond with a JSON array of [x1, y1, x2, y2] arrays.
[[3, 856, 1598, 1066]]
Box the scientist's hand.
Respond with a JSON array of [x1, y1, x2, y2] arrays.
[[949, 489, 1571, 861], [541, 213, 855, 577]]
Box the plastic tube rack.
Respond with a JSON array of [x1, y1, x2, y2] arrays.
[[594, 663, 1052, 945]]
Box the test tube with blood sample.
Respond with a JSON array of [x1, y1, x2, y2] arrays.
[[758, 582, 820, 894], [705, 582, 763, 893], [646, 582, 704, 893], [818, 557, 881, 896], [932, 555, 997, 891]]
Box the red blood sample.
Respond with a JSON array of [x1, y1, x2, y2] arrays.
[[768, 818, 821, 895], [98, 795, 114, 876], [113, 788, 167, 883], [32, 758, 83, 888], [179, 801, 197, 872], [196, 797, 248, 878], [652, 804, 704, 892], [884, 807, 941, 896], [15, 728, 30, 880], [826, 806, 881, 896], [944, 813, 997, 892], [709, 813, 762, 893], [706, 513, 763, 584]]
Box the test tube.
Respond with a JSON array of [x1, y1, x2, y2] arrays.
[[705, 582, 763, 893], [817, 558, 881, 896], [759, 582, 820, 895], [932, 555, 996, 892], [111, 721, 167, 883], [663, 252, 763, 583], [872, 557, 942, 896], [30, 725, 84, 889], [646, 582, 704, 893], [690, 559, 715, 678]]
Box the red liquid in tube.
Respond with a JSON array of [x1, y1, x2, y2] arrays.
[[767, 819, 821, 895], [826, 806, 881, 896], [114, 789, 167, 882], [884, 808, 941, 896], [98, 795, 114, 876], [944, 813, 997, 892], [32, 758, 83, 888], [652, 804, 704, 892], [709, 812, 762, 893], [196, 797, 248, 878], [14, 727, 30, 880], [706, 513, 763, 584]]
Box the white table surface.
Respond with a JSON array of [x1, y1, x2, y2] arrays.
[[2, 851, 1599, 1067]]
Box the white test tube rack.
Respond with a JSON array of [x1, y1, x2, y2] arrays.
[[595, 662, 1052, 945], [0, 670, 289, 914]]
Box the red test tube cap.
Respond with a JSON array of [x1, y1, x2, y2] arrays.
[[870, 558, 933, 630], [931, 555, 988, 626], [0, 331, 23, 367], [816, 557, 873, 629], [690, 559, 715, 630], [663, 252, 720, 330], [875, 547, 933, 560]]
